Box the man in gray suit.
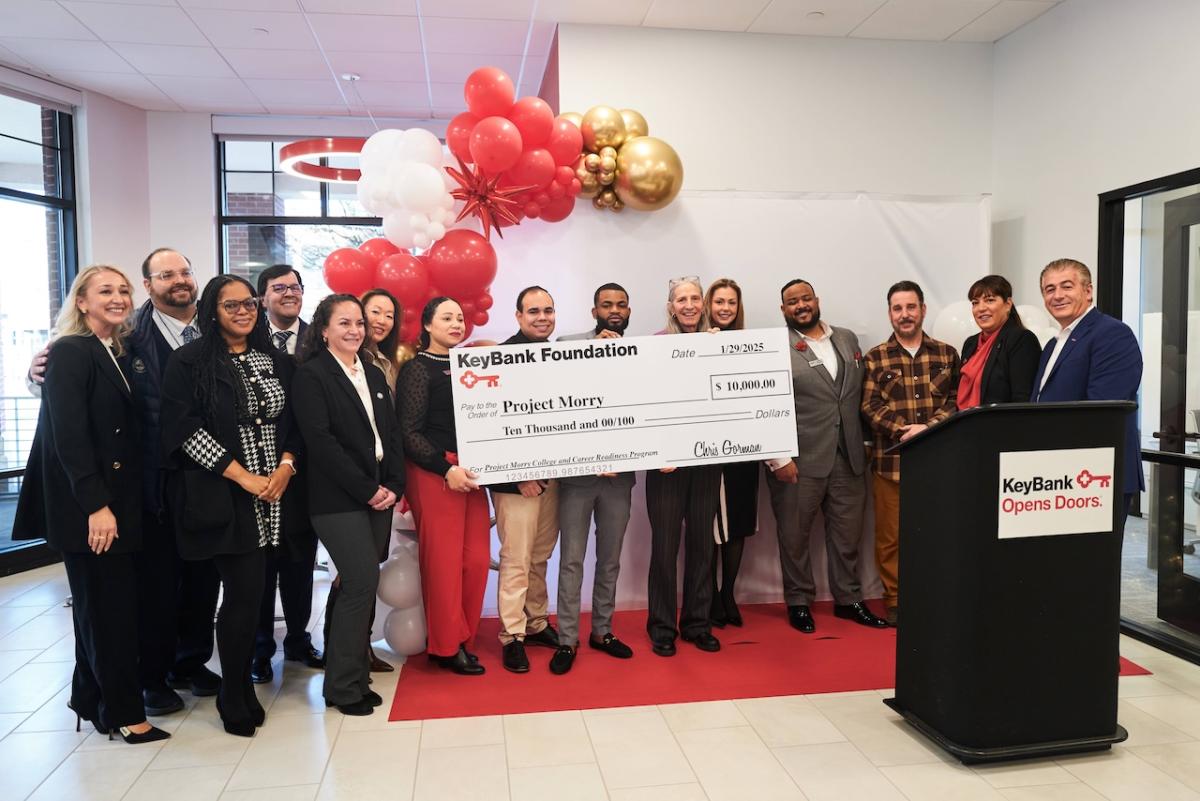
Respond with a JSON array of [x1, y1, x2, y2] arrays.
[[766, 279, 889, 633], [549, 283, 637, 674]]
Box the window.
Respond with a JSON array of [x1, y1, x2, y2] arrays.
[[218, 139, 381, 319], [0, 92, 77, 564]]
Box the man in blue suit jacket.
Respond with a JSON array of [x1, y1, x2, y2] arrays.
[[1031, 258, 1143, 528]]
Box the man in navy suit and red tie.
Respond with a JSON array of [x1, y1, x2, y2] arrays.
[[1031, 258, 1144, 531]]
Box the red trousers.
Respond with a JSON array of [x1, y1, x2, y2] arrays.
[[406, 461, 491, 658]]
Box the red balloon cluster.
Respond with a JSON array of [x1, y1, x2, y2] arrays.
[[322, 231, 498, 344], [446, 67, 583, 226]]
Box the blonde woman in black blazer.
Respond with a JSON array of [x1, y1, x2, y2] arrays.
[[14, 265, 169, 744], [292, 294, 405, 716]]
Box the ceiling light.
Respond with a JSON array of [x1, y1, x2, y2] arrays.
[[278, 137, 366, 184], [340, 73, 361, 82], [806, 11, 825, 19]]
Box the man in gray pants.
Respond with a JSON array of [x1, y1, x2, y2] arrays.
[[765, 279, 889, 633], [550, 283, 638, 674]]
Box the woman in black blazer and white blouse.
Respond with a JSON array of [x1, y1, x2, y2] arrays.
[[14, 265, 169, 744], [958, 275, 1043, 410], [292, 294, 405, 716]]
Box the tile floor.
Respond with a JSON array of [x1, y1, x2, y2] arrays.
[[1, 564, 1200, 800]]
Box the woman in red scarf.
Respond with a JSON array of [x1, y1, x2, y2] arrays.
[[957, 275, 1042, 410]]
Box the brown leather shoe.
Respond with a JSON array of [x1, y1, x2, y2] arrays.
[[368, 646, 394, 673]]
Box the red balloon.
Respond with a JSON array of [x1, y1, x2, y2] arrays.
[[472, 310, 489, 326], [546, 116, 584, 166], [535, 192, 550, 206], [425, 229, 498, 298], [446, 112, 478, 163], [460, 301, 477, 318], [503, 148, 555, 190], [358, 237, 400, 265], [476, 293, 494, 311], [495, 207, 525, 229], [399, 320, 420, 344], [402, 307, 417, 323], [524, 201, 541, 218], [507, 96, 553, 147], [470, 116, 523, 174], [555, 165, 574, 186], [464, 67, 515, 119], [547, 181, 564, 199], [323, 248, 376, 296], [374, 252, 429, 311], [540, 194, 575, 223], [568, 178, 582, 196]]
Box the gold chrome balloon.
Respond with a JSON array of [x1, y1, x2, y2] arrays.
[[598, 170, 616, 185], [592, 195, 605, 210], [581, 106, 626, 152], [613, 136, 683, 211], [579, 172, 601, 198], [599, 146, 617, 161], [599, 156, 616, 173], [561, 111, 583, 128], [584, 153, 601, 172], [619, 109, 649, 139], [611, 197, 625, 212]]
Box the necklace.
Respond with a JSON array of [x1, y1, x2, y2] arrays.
[[418, 350, 449, 361]]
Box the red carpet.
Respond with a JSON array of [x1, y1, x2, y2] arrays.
[[389, 601, 1150, 721]]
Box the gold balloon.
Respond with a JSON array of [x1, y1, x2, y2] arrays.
[[579, 172, 601, 198], [599, 146, 617, 161], [599, 156, 616, 172], [396, 342, 417, 363], [581, 106, 626, 152], [598, 170, 615, 185], [599, 189, 616, 207], [611, 198, 625, 212], [592, 195, 606, 210], [584, 153, 601, 172], [561, 111, 583, 128], [619, 109, 649, 139], [614, 136, 684, 212]]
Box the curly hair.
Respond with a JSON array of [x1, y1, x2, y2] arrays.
[[193, 274, 272, 428], [299, 294, 365, 363]]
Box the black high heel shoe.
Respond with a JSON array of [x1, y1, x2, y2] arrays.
[[66, 702, 109, 735], [216, 696, 256, 737], [108, 723, 170, 744]]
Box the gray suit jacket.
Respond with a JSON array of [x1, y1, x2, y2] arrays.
[[557, 328, 598, 342], [787, 325, 867, 479], [555, 327, 636, 488]]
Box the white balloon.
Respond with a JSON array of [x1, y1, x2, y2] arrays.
[[413, 231, 432, 250], [438, 192, 456, 210], [426, 221, 446, 241], [356, 175, 378, 215], [398, 127, 445, 167], [377, 553, 422, 609], [931, 300, 978, 350], [360, 129, 403, 175], [409, 212, 428, 230], [1017, 304, 1059, 346], [383, 210, 416, 249], [383, 606, 426, 656], [399, 162, 448, 212]]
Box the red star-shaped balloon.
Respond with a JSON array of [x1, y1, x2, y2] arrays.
[[445, 157, 535, 241]]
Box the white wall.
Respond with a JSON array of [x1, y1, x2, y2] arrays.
[[557, 24, 994, 196], [992, 0, 1200, 300], [147, 112, 217, 279]]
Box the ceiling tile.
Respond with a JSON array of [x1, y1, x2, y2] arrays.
[[416, 0, 534, 20], [534, 0, 655, 26], [262, 104, 352, 115], [180, 0, 301, 10], [298, 0, 417, 13], [60, 2, 209, 46], [53, 70, 180, 110], [1, 0, 98, 39], [110, 43, 235, 77], [642, 0, 772, 32], [244, 77, 347, 105], [0, 43, 35, 70], [353, 105, 432, 119], [949, 0, 1058, 42], [426, 52, 522, 86], [325, 51, 426, 83], [350, 80, 431, 107], [179, 101, 268, 112], [431, 106, 463, 120], [850, 0, 997, 41], [220, 48, 331, 79], [429, 82, 464, 109], [527, 20, 556, 54], [151, 75, 264, 108], [306, 13, 421, 51], [0, 38, 136, 73], [187, 9, 319, 49], [422, 16, 531, 56], [58, 0, 175, 4], [518, 55, 548, 94], [748, 0, 886, 36]]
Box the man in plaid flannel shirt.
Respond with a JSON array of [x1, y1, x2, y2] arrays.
[[861, 281, 960, 626]]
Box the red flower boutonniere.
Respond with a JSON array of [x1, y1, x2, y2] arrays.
[[794, 340, 808, 352], [854, 351, 862, 361]]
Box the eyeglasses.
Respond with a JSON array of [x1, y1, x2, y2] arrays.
[[668, 275, 700, 289], [268, 283, 304, 295], [220, 298, 260, 314], [148, 269, 194, 283]]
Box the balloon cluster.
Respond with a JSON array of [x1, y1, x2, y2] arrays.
[[322, 229, 497, 343], [377, 529, 426, 658], [445, 67, 584, 231], [564, 107, 684, 213], [356, 127, 458, 250]]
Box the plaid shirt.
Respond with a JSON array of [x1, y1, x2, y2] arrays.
[[861, 333, 960, 481]]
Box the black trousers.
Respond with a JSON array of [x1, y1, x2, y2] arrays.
[[212, 549, 266, 720], [645, 466, 721, 642], [254, 531, 318, 661], [62, 550, 144, 729], [171, 552, 221, 681], [134, 510, 180, 691]]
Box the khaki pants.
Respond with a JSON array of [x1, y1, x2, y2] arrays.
[[493, 482, 560, 644], [872, 473, 900, 609]]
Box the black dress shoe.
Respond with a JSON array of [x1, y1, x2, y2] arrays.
[[549, 646, 576, 675], [143, 687, 185, 716], [788, 605, 815, 634], [430, 646, 486, 675], [834, 602, 890, 628], [110, 724, 172, 744], [216, 697, 255, 737], [364, 690, 383, 707], [503, 641, 530, 673], [167, 666, 221, 697], [250, 658, 274, 684], [284, 645, 325, 669], [524, 625, 559, 649], [588, 633, 633, 659], [327, 698, 374, 716], [681, 632, 721, 652], [651, 639, 676, 657]]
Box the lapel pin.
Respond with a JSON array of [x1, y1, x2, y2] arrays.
[[794, 340, 807, 352]]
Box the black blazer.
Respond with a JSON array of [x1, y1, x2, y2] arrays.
[[960, 315, 1043, 406], [13, 335, 143, 553], [160, 340, 301, 560], [292, 349, 405, 516]]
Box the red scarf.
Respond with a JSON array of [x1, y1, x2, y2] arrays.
[[957, 329, 999, 411]]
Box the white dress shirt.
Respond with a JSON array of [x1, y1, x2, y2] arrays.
[[152, 308, 199, 350], [335, 354, 384, 461], [1039, 306, 1094, 392], [801, 320, 839, 382], [269, 319, 302, 355]]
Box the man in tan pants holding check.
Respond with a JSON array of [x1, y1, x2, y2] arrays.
[[491, 286, 561, 673]]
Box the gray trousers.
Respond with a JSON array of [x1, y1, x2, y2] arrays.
[[312, 509, 390, 705], [556, 478, 633, 647], [766, 451, 865, 606]]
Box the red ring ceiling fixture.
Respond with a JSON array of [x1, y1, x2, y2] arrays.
[[278, 137, 367, 183]]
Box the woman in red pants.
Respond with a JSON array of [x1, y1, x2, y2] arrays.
[[396, 297, 489, 675]]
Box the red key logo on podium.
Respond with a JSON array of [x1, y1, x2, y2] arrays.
[[1076, 469, 1111, 489]]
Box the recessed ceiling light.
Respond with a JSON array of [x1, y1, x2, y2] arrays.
[[340, 73, 361, 82], [252, 26, 269, 35], [806, 11, 825, 19]]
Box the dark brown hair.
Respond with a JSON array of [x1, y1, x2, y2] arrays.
[[967, 274, 1024, 329]]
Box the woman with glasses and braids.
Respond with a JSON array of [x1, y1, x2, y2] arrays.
[[161, 275, 300, 737]]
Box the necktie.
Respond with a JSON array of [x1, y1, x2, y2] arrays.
[[272, 330, 293, 353], [182, 324, 199, 344]]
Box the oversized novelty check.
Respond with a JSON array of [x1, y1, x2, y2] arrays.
[[451, 328, 799, 484]]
